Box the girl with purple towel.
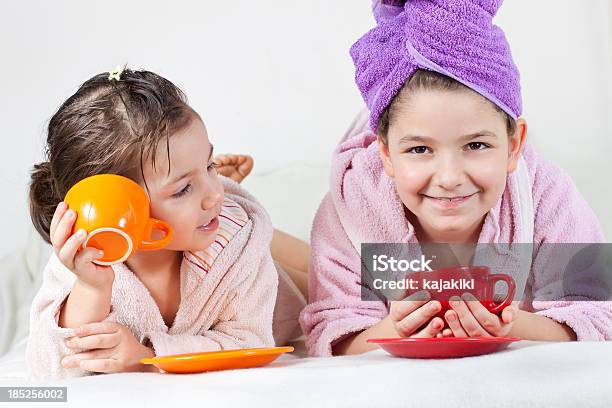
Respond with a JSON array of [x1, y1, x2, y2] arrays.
[[299, 0, 612, 356]]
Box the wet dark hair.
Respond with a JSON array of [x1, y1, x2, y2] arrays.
[[29, 67, 198, 244], [377, 69, 517, 144]]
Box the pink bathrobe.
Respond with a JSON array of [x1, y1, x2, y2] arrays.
[[26, 177, 303, 379], [300, 110, 611, 357]]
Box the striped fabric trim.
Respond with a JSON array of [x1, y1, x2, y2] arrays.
[[184, 197, 248, 274]]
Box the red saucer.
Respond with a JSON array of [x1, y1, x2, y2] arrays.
[[367, 337, 521, 359]]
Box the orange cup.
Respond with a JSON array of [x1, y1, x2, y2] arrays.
[[64, 174, 173, 265]]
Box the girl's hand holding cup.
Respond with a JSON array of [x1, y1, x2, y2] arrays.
[[388, 290, 446, 338], [440, 295, 519, 338], [50, 201, 115, 291]]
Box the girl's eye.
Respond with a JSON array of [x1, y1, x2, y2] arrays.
[[466, 142, 490, 151], [407, 146, 430, 154], [173, 183, 191, 198]]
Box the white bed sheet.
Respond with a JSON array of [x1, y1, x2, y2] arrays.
[[1, 339, 611, 408]]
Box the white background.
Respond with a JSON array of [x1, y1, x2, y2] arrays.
[[0, 0, 611, 258]]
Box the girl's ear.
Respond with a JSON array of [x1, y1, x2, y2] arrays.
[[507, 118, 527, 173], [378, 135, 395, 178]]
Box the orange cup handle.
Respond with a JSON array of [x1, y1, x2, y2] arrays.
[[140, 218, 173, 251], [485, 274, 516, 314]]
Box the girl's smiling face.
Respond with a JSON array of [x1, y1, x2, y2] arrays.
[[139, 116, 224, 252], [379, 88, 526, 243]]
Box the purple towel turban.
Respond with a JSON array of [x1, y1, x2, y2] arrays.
[[351, 0, 521, 131]]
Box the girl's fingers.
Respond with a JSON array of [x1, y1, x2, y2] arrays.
[[60, 348, 112, 369], [65, 332, 120, 350], [75, 322, 120, 337], [501, 306, 517, 325], [389, 290, 431, 322], [78, 359, 121, 373], [212, 154, 230, 165], [395, 300, 441, 337], [73, 247, 104, 273], [448, 297, 490, 337], [234, 155, 253, 170], [461, 293, 502, 334], [411, 317, 444, 338], [57, 228, 88, 269], [51, 209, 77, 252], [389, 299, 430, 323], [445, 310, 468, 337], [49, 202, 67, 240]]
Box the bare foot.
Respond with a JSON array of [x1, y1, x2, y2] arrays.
[[213, 154, 254, 183]]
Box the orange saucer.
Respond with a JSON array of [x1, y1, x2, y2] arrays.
[[140, 346, 294, 374]]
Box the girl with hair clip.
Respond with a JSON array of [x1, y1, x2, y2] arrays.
[[27, 67, 307, 379]]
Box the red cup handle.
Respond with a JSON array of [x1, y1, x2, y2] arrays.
[[485, 274, 516, 314], [140, 218, 173, 250]]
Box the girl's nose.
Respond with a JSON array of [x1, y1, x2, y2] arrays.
[[433, 156, 466, 190], [201, 180, 223, 211], [201, 190, 223, 211]]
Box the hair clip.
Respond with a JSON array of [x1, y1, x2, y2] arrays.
[[108, 65, 123, 82]]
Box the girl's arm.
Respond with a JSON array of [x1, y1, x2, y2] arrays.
[[525, 143, 612, 340], [58, 279, 112, 329], [26, 253, 115, 379], [271, 229, 309, 299], [50, 201, 114, 330], [509, 310, 577, 341], [333, 315, 397, 355], [299, 193, 388, 357]]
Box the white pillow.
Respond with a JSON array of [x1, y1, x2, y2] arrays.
[[242, 161, 330, 243], [0, 227, 50, 356]]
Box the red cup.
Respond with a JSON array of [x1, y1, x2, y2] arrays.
[[405, 266, 515, 320]]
